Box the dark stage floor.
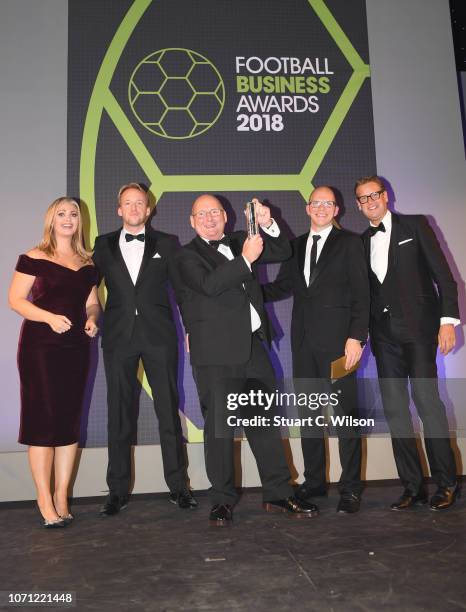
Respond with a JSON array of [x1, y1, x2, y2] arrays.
[[1, 482, 465, 612]]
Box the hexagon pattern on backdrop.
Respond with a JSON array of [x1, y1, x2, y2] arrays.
[[129, 48, 225, 139]]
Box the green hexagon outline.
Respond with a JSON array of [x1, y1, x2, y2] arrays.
[[158, 78, 195, 109], [131, 91, 167, 131], [129, 59, 167, 94], [158, 49, 193, 78], [188, 92, 223, 126], [187, 62, 223, 95], [79, 0, 371, 442]]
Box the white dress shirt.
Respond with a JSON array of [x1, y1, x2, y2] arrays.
[[203, 220, 280, 332], [369, 211, 458, 326], [369, 210, 391, 284], [119, 227, 145, 284], [119, 228, 145, 314], [304, 224, 333, 286]]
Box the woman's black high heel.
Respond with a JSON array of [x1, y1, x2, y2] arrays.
[[37, 505, 66, 529], [59, 513, 74, 525]]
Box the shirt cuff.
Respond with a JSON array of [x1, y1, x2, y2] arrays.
[[440, 317, 460, 327], [242, 255, 252, 271], [260, 219, 280, 237]]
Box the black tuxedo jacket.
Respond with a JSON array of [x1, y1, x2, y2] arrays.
[[176, 229, 291, 366], [361, 213, 459, 342], [92, 226, 180, 351], [264, 226, 369, 356]]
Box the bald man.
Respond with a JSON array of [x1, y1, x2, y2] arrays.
[[264, 186, 370, 513], [176, 194, 318, 525]]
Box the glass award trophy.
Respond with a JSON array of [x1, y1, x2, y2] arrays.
[[245, 200, 259, 236]]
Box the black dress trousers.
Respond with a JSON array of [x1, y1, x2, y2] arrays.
[[371, 314, 456, 492], [192, 334, 293, 505], [293, 340, 362, 495], [103, 317, 186, 497]]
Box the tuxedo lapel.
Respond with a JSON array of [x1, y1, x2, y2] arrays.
[[388, 213, 400, 270], [307, 227, 340, 289], [297, 234, 308, 288], [192, 235, 226, 268], [362, 229, 371, 265], [229, 234, 243, 258], [135, 229, 158, 286], [363, 230, 378, 284], [109, 230, 122, 261], [109, 230, 134, 286]]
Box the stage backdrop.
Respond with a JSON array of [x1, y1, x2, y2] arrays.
[[67, 0, 377, 446]]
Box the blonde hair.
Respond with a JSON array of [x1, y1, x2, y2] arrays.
[[118, 182, 149, 204], [38, 197, 92, 262], [354, 175, 386, 194]]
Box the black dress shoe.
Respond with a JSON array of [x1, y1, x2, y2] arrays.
[[168, 490, 199, 509], [430, 485, 461, 511], [295, 483, 327, 502], [390, 489, 428, 511], [337, 493, 361, 514], [209, 504, 233, 526], [99, 494, 128, 517], [263, 496, 319, 518]]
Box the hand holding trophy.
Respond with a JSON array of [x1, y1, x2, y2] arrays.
[[243, 198, 265, 264], [244, 198, 272, 236]]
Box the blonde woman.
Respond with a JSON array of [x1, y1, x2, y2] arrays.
[[8, 198, 100, 528]]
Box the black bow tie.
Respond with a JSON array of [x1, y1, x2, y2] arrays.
[[125, 233, 145, 242], [208, 236, 230, 249], [369, 222, 385, 237]]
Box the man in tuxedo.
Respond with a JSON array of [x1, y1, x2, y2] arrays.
[[93, 183, 196, 516], [264, 186, 370, 513], [176, 194, 318, 525], [356, 175, 460, 510]]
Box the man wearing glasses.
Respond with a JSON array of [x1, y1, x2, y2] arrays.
[[264, 186, 370, 513], [176, 194, 318, 525], [356, 175, 459, 510]]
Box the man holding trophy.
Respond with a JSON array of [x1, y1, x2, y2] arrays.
[[176, 194, 318, 525]]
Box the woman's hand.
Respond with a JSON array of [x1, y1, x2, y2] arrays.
[[47, 313, 72, 334], [84, 285, 100, 338]]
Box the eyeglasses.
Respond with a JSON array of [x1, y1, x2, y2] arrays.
[[308, 200, 335, 209], [356, 189, 385, 204], [191, 208, 224, 219]]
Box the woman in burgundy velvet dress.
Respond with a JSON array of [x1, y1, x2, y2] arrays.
[[8, 197, 100, 528]]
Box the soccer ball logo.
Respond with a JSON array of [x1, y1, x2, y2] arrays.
[[128, 48, 225, 140]]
